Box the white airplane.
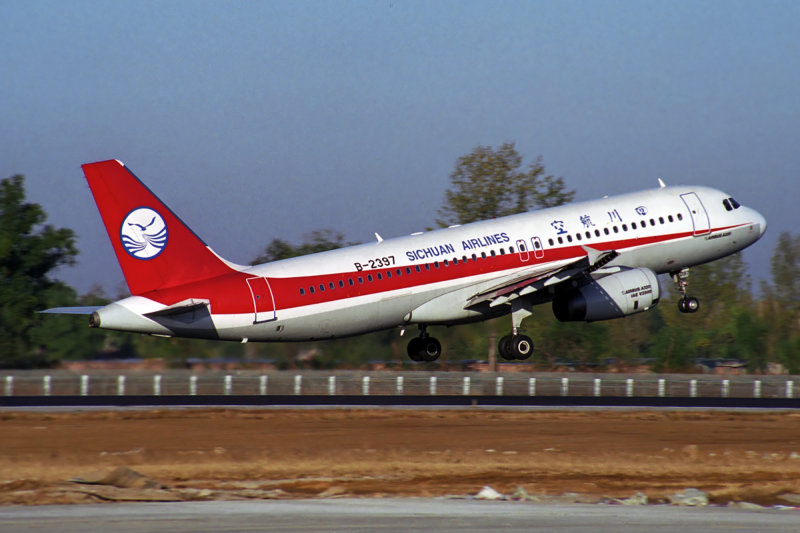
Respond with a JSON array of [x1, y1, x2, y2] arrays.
[[46, 159, 767, 362]]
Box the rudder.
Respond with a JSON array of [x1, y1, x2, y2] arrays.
[[82, 159, 236, 295]]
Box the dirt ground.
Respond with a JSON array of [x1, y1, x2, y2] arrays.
[[2, 408, 800, 506]]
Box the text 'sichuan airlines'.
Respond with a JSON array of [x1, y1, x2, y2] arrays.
[[46, 160, 767, 361]]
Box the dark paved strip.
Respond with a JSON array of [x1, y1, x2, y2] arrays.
[[2, 394, 800, 408]]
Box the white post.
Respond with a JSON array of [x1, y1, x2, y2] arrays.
[[561, 377, 569, 396], [396, 376, 404, 395], [626, 378, 634, 398], [528, 377, 536, 396], [259, 375, 268, 395], [462, 376, 471, 396], [224, 375, 233, 395], [43, 375, 51, 396], [117, 375, 126, 396], [593, 378, 601, 397], [328, 376, 336, 395], [721, 379, 730, 398], [495, 376, 504, 396], [787, 380, 794, 399], [293, 375, 302, 395], [4, 375, 13, 396], [689, 379, 697, 398], [80, 375, 89, 396], [429, 376, 437, 395], [153, 374, 162, 396], [189, 375, 198, 396], [753, 380, 761, 399], [362, 376, 370, 395], [658, 378, 666, 397]]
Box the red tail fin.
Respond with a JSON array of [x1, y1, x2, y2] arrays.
[[82, 159, 236, 295]]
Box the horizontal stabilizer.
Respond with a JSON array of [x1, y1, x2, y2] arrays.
[[144, 299, 210, 318]]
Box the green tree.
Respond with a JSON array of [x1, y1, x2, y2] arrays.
[[437, 142, 574, 226], [761, 232, 800, 373], [0, 175, 79, 367], [437, 142, 574, 368], [251, 229, 354, 264]]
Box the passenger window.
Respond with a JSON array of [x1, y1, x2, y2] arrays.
[[358, 276, 364, 284], [576, 233, 582, 241], [481, 252, 487, 259], [604, 228, 610, 235], [425, 264, 430, 270], [585, 231, 591, 239], [613, 226, 619, 233], [377, 273, 382, 280], [319, 284, 325, 292], [631, 222, 637, 230], [471, 254, 477, 261], [668, 215, 674, 223], [548, 239, 554, 246], [659, 217, 665, 224], [649, 218, 655, 226], [490, 250, 496, 257], [386, 271, 392, 278], [367, 274, 373, 282], [310, 286, 315, 294], [499, 249, 505, 255], [349, 278, 354, 286], [508, 247, 514, 254], [299, 288, 305, 296], [558, 236, 563, 244], [622, 224, 628, 231], [434, 261, 440, 268], [329, 282, 335, 289], [677, 213, 683, 221], [338, 280, 344, 288], [595, 229, 601, 237]]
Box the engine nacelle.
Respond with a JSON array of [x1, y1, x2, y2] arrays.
[[552, 267, 661, 322]]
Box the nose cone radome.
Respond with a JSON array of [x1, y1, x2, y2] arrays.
[[754, 209, 767, 238]]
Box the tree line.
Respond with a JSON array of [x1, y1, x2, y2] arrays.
[[2, 144, 798, 372]]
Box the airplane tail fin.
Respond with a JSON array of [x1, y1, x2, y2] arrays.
[[82, 159, 238, 295]]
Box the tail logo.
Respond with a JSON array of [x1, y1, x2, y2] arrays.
[[120, 207, 168, 259]]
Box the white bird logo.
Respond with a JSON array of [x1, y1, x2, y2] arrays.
[[120, 208, 168, 259]]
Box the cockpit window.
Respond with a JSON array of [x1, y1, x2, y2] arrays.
[[722, 197, 740, 211]]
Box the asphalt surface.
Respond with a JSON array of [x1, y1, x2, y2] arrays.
[[1, 499, 798, 533], [2, 394, 800, 408]]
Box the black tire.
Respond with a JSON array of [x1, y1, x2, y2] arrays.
[[498, 335, 515, 360], [407, 337, 424, 362], [511, 334, 534, 360], [420, 337, 442, 362], [686, 296, 700, 313]]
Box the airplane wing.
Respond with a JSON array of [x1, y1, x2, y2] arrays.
[[465, 246, 620, 309], [144, 298, 210, 318], [39, 306, 103, 315]]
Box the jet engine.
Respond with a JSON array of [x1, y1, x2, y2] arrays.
[[552, 267, 660, 322]]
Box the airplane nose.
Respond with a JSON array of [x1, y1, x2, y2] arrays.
[[753, 209, 767, 238]]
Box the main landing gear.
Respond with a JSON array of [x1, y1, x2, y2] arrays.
[[407, 326, 442, 362], [499, 299, 535, 360], [672, 268, 700, 314]]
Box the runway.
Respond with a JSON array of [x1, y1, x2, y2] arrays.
[[1, 499, 797, 533]]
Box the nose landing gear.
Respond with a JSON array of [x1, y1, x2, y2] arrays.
[[672, 268, 700, 314]]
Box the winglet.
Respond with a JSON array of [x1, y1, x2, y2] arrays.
[[658, 178, 666, 189]]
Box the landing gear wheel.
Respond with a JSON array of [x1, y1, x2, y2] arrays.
[[678, 296, 700, 314], [511, 334, 534, 360], [498, 335, 514, 360], [407, 337, 425, 361], [407, 335, 441, 362]]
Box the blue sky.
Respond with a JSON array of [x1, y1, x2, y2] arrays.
[[1, 0, 797, 293]]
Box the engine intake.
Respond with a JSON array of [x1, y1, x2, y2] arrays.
[[552, 267, 660, 322]]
